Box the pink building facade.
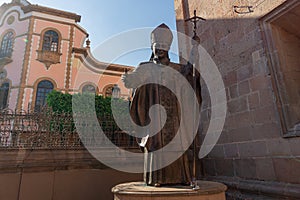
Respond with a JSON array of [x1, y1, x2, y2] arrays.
[[0, 0, 132, 111]]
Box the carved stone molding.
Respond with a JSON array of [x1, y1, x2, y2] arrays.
[[0, 57, 12, 69], [36, 50, 62, 69]]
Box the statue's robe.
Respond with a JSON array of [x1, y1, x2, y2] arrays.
[[129, 61, 201, 186]]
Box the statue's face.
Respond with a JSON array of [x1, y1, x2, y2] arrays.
[[154, 48, 168, 58], [152, 43, 168, 59]]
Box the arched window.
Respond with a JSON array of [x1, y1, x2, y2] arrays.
[[42, 30, 59, 52], [0, 31, 14, 58], [0, 82, 9, 109], [104, 85, 114, 97], [34, 80, 54, 111], [82, 84, 96, 94]]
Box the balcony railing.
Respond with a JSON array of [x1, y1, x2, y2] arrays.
[[0, 108, 138, 150]]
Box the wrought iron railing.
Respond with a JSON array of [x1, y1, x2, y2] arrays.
[[0, 108, 138, 149]]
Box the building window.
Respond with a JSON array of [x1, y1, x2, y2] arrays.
[[82, 84, 96, 94], [42, 30, 59, 52], [0, 31, 14, 58], [0, 82, 9, 110], [37, 30, 62, 69], [261, 1, 300, 137], [34, 80, 54, 111], [104, 85, 114, 97]]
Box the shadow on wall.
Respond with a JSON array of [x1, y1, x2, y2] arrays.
[[176, 1, 300, 188]]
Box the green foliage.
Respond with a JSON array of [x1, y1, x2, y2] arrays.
[[46, 90, 72, 113], [46, 91, 133, 138], [46, 90, 129, 116]]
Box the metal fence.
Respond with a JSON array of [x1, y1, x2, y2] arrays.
[[0, 108, 138, 149]]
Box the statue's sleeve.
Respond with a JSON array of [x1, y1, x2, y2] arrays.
[[180, 62, 200, 79], [126, 62, 149, 88], [180, 63, 202, 104]]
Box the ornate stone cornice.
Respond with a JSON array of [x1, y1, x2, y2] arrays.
[[21, 4, 81, 22], [72, 47, 134, 74]]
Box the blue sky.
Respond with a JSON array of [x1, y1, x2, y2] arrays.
[[0, 0, 178, 66]]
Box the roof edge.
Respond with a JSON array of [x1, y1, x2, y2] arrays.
[[73, 47, 134, 73], [21, 4, 81, 22]]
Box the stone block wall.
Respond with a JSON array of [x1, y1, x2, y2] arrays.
[[175, 0, 300, 199], [0, 149, 142, 200]]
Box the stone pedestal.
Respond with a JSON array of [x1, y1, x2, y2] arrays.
[[112, 181, 227, 200]]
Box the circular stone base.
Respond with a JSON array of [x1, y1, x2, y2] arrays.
[[112, 181, 227, 200]]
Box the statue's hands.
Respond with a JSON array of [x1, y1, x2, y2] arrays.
[[138, 134, 149, 148], [122, 63, 147, 88], [121, 73, 130, 88], [122, 73, 138, 88]]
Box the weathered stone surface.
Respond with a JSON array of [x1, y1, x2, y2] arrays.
[[224, 143, 239, 159], [234, 159, 257, 179], [255, 158, 276, 181], [238, 141, 268, 158], [273, 158, 300, 184], [175, 0, 300, 199]]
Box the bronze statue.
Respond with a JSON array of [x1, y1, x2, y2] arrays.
[[122, 23, 201, 187]]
